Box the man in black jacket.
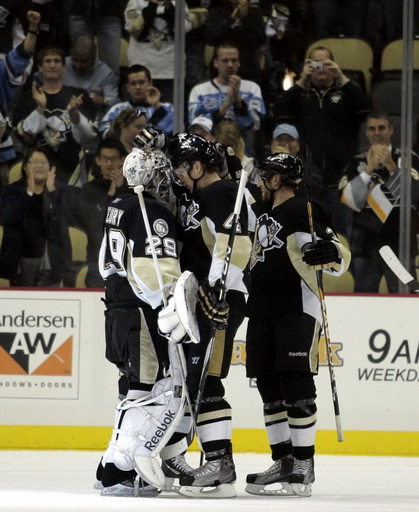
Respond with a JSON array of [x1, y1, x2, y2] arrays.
[[274, 46, 372, 237]]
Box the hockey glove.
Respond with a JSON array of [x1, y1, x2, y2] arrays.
[[157, 296, 187, 343], [197, 278, 229, 330], [302, 240, 340, 270]]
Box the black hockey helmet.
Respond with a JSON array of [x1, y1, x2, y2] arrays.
[[166, 132, 219, 170], [258, 153, 303, 189]]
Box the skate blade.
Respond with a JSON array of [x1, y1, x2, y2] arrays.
[[160, 477, 181, 493], [245, 482, 295, 496], [179, 483, 237, 498], [100, 484, 136, 497], [290, 482, 312, 497]]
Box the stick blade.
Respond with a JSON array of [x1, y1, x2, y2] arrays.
[[379, 245, 419, 291]]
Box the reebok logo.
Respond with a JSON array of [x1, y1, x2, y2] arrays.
[[289, 351, 308, 357], [144, 409, 176, 451]]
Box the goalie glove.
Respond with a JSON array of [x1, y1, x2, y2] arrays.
[[302, 240, 340, 270], [197, 278, 229, 330], [158, 296, 187, 343]]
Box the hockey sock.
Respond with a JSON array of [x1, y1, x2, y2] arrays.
[[263, 400, 292, 460], [287, 398, 317, 460], [197, 398, 232, 455]]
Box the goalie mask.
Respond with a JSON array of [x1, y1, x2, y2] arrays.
[[258, 153, 303, 189], [166, 132, 219, 181], [123, 147, 172, 202]]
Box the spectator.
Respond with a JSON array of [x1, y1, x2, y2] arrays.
[[124, 0, 192, 103], [214, 120, 254, 175], [188, 116, 216, 141], [0, 147, 68, 286], [270, 123, 300, 156], [339, 112, 419, 293], [204, 0, 266, 84], [273, 45, 371, 236], [107, 108, 148, 152], [188, 42, 266, 157], [0, 10, 41, 187], [99, 64, 174, 139], [13, 45, 97, 185], [188, 116, 244, 182], [69, 0, 127, 77], [63, 35, 120, 119], [0, 0, 31, 54], [79, 138, 127, 288], [312, 0, 368, 38]]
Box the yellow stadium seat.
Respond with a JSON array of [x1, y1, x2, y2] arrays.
[[69, 226, 88, 263], [381, 39, 419, 74], [120, 38, 129, 69], [75, 265, 88, 288], [8, 162, 23, 184]]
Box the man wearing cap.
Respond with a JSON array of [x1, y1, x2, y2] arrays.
[[188, 42, 265, 156], [271, 124, 300, 157], [189, 116, 216, 142]]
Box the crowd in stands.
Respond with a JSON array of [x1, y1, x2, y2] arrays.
[[0, 0, 418, 293]]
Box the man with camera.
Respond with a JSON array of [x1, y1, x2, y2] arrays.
[[273, 46, 371, 238]]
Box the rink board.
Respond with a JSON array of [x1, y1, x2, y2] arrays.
[[0, 289, 418, 456]]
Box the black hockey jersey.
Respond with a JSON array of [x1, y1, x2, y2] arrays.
[[177, 179, 251, 292], [248, 196, 351, 323], [99, 190, 181, 308]]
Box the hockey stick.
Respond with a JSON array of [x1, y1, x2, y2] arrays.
[[193, 167, 249, 437], [134, 184, 196, 443], [379, 245, 419, 292], [305, 152, 344, 442]]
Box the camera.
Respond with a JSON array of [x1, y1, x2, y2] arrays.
[[311, 61, 324, 72]]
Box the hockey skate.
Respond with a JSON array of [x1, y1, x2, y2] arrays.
[[161, 454, 194, 492], [245, 454, 294, 496], [178, 450, 237, 498], [288, 457, 315, 497]]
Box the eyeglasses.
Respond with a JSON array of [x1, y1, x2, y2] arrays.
[[27, 160, 49, 167], [99, 156, 121, 163]]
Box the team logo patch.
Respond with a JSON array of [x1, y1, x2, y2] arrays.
[[250, 213, 284, 269], [153, 219, 169, 237]]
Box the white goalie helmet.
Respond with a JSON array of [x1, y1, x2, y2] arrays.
[[123, 147, 172, 201]]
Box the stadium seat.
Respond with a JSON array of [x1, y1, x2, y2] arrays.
[[69, 226, 88, 263], [8, 162, 22, 184], [380, 39, 419, 76], [305, 38, 374, 92], [75, 265, 88, 288]]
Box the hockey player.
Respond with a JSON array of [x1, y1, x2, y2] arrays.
[[166, 132, 252, 498], [245, 153, 351, 497], [96, 146, 195, 496]]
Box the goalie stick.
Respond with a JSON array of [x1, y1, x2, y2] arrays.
[[379, 245, 419, 292], [306, 149, 344, 442]]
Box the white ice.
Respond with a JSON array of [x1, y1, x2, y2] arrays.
[[0, 450, 418, 511]]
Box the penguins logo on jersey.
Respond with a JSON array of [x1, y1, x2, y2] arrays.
[[153, 219, 169, 237], [250, 213, 284, 269], [179, 193, 200, 231]]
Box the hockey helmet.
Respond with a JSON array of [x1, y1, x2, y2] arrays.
[[258, 153, 303, 188], [123, 147, 172, 198], [166, 132, 219, 171]]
